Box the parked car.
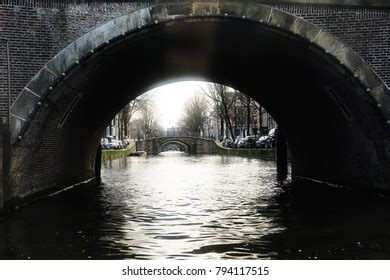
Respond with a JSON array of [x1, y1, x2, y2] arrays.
[[237, 138, 246, 148], [233, 137, 242, 148], [129, 151, 147, 156], [106, 136, 120, 149], [118, 140, 124, 149], [101, 138, 109, 149], [223, 138, 234, 148], [243, 136, 257, 148], [122, 138, 130, 147], [266, 128, 277, 148], [256, 135, 270, 149], [114, 140, 122, 149]]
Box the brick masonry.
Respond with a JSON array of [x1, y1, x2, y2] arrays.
[[0, 1, 147, 119], [0, 1, 389, 119], [0, 0, 388, 202], [0, 1, 389, 120], [270, 3, 390, 86]]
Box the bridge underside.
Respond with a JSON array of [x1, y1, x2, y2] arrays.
[[160, 142, 188, 153], [6, 2, 390, 205], [160, 144, 187, 153]]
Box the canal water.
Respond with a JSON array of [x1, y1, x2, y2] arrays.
[[2, 151, 390, 259]]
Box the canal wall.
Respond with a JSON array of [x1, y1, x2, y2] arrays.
[[213, 143, 276, 161], [101, 145, 135, 161]]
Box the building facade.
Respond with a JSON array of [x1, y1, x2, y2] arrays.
[[229, 99, 277, 138], [260, 107, 277, 134]]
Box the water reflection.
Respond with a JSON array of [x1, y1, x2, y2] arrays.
[[99, 151, 282, 259], [2, 151, 390, 259]]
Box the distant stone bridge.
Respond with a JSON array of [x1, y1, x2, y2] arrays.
[[136, 137, 216, 155]]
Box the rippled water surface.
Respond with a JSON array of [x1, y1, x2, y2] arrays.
[[2, 151, 390, 259]]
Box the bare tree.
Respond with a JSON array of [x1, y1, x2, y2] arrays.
[[234, 98, 247, 136], [179, 95, 209, 137], [237, 92, 263, 136], [137, 102, 163, 139], [117, 105, 130, 140], [201, 83, 239, 141], [235, 91, 252, 137], [127, 94, 151, 122], [117, 94, 150, 140]]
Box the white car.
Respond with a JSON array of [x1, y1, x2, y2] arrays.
[[101, 138, 109, 149], [256, 135, 270, 149], [237, 138, 246, 148], [107, 138, 120, 149]]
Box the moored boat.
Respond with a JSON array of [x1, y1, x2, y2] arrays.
[[128, 151, 147, 157]]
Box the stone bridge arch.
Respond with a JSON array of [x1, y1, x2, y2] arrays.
[[160, 140, 189, 153], [5, 1, 390, 207], [136, 137, 216, 155], [159, 139, 191, 154]]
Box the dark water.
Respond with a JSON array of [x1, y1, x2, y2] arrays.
[[2, 151, 390, 259]]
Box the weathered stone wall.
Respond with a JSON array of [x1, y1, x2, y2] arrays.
[[214, 143, 276, 160], [101, 145, 135, 161]]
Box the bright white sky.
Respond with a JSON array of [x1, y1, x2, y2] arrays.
[[144, 81, 210, 129]]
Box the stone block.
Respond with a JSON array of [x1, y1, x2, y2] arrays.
[[290, 17, 321, 42], [371, 85, 390, 119], [67, 33, 96, 60], [11, 88, 40, 121], [115, 8, 152, 33], [46, 47, 77, 77], [314, 30, 344, 54], [10, 116, 26, 143], [89, 20, 122, 48], [219, 2, 248, 17], [244, 4, 273, 21], [355, 62, 384, 89], [150, 5, 168, 21], [336, 46, 364, 73], [269, 8, 297, 30], [25, 68, 58, 98], [191, 2, 220, 15]]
